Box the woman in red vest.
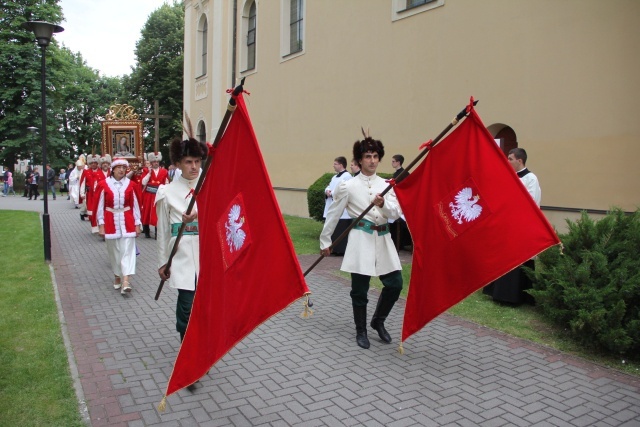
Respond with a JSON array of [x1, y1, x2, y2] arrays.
[[96, 158, 143, 295]]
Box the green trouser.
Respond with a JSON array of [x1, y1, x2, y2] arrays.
[[176, 289, 195, 340], [350, 270, 403, 307]]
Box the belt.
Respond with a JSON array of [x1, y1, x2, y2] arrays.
[[353, 219, 390, 236], [171, 222, 199, 236], [145, 185, 159, 194], [105, 206, 131, 214]]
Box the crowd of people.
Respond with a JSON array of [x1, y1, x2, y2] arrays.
[[8, 144, 202, 343], [0, 139, 542, 351]]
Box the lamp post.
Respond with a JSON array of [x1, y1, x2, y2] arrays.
[[27, 126, 37, 166], [22, 21, 64, 262]]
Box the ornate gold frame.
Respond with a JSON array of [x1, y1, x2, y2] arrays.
[[101, 104, 144, 166]]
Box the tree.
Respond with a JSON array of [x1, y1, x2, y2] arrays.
[[0, 0, 63, 169], [0, 0, 124, 169], [124, 1, 184, 162]]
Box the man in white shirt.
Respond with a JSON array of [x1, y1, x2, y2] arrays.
[[323, 156, 352, 255], [508, 148, 541, 206], [484, 147, 541, 304], [156, 137, 207, 341], [320, 135, 403, 349]]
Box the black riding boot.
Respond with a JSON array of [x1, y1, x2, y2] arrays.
[[370, 288, 399, 344], [353, 306, 370, 349], [143, 225, 151, 238]]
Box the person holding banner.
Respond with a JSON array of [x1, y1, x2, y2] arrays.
[[155, 137, 207, 342], [320, 134, 404, 349]]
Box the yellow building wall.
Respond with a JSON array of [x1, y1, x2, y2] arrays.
[[185, 0, 640, 226]]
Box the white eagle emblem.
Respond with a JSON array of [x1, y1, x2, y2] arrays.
[[449, 187, 482, 224], [225, 204, 246, 252]]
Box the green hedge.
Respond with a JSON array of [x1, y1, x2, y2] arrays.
[[307, 173, 333, 222], [528, 208, 640, 355], [307, 172, 395, 223]]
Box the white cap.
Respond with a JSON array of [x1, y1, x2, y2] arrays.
[[111, 158, 129, 169]]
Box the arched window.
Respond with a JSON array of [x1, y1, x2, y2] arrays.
[[280, 0, 304, 59], [246, 1, 257, 70], [197, 120, 207, 143], [197, 15, 208, 77]]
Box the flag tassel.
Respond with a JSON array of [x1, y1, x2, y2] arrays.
[[398, 342, 404, 355], [300, 292, 314, 318], [303, 98, 479, 278], [158, 396, 167, 412]]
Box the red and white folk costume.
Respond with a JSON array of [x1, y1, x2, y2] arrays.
[[84, 155, 101, 223], [96, 158, 142, 284], [89, 155, 112, 233], [141, 152, 169, 228]]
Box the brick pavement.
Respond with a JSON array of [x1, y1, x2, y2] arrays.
[[3, 194, 640, 426]]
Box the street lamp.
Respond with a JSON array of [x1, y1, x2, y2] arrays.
[[22, 21, 64, 262], [27, 126, 37, 165]]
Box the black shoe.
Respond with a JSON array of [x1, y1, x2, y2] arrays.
[[356, 330, 370, 349], [370, 288, 400, 344], [353, 306, 370, 349], [370, 319, 392, 344], [28, 198, 32, 200]]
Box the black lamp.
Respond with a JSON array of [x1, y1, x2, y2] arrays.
[[22, 21, 64, 262]]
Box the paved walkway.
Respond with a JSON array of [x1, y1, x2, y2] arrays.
[[3, 194, 640, 426]]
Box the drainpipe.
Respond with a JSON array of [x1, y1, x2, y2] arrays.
[[231, 0, 237, 86]]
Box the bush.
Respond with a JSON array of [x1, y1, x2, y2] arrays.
[[307, 172, 397, 223], [12, 171, 26, 192], [307, 173, 333, 222], [528, 208, 640, 356]]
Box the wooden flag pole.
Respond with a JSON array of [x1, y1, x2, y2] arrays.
[[154, 79, 246, 300], [303, 99, 479, 277]]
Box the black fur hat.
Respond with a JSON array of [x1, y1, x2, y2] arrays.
[[169, 137, 208, 164], [353, 131, 385, 163]]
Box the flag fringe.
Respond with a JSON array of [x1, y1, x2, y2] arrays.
[[158, 396, 167, 412], [300, 292, 314, 318]]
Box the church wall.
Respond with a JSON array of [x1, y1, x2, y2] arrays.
[[184, 0, 640, 227]]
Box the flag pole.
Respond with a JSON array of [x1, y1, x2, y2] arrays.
[[154, 78, 246, 300], [303, 99, 479, 277]]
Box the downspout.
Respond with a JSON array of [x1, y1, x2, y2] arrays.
[[231, 0, 237, 86]]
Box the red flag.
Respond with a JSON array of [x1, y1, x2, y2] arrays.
[[163, 94, 309, 398], [395, 107, 559, 343]]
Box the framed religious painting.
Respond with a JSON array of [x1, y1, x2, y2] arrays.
[[101, 104, 144, 166]]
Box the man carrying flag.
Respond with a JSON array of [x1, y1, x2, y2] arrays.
[[158, 90, 309, 405], [320, 134, 404, 349], [156, 137, 207, 342]]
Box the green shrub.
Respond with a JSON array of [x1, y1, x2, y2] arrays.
[[307, 173, 333, 222], [12, 171, 26, 192], [307, 172, 396, 223], [528, 208, 640, 356]]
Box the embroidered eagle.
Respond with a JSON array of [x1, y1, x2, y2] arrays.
[[225, 204, 246, 252], [449, 187, 482, 224]]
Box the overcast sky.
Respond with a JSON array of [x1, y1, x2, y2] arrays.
[[55, 0, 169, 77]]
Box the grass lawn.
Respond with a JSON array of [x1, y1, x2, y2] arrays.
[[284, 215, 640, 377], [0, 211, 85, 426]]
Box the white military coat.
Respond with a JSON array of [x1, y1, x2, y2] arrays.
[[323, 170, 352, 219], [155, 173, 200, 291], [320, 172, 402, 276]]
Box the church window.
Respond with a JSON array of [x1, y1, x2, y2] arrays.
[[197, 15, 208, 77]]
